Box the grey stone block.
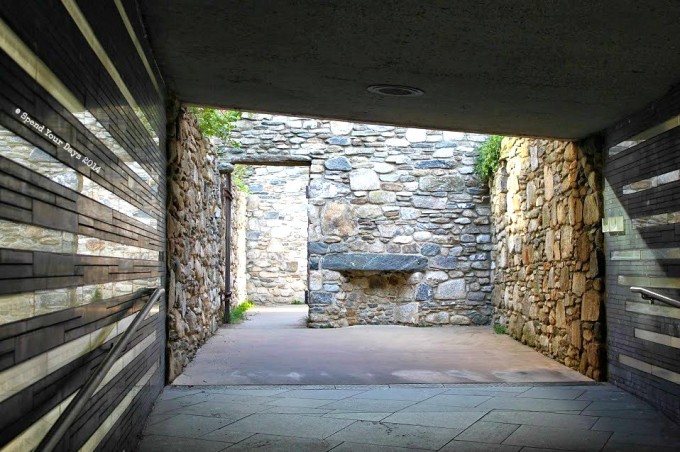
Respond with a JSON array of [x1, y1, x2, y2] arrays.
[[321, 253, 427, 272]]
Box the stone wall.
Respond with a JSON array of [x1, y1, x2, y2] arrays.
[[167, 108, 226, 381], [224, 114, 493, 327], [491, 137, 605, 380], [244, 165, 309, 304], [230, 185, 248, 305]]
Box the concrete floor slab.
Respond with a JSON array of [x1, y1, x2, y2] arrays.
[[172, 306, 591, 386]]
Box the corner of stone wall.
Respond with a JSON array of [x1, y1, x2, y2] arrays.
[[166, 106, 226, 382], [491, 136, 605, 380]]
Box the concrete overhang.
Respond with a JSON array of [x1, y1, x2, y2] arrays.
[[138, 1, 680, 140]]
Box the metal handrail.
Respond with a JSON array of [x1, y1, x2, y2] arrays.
[[630, 286, 680, 309], [37, 287, 165, 452]]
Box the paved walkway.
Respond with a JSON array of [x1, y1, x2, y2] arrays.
[[172, 306, 590, 385], [139, 383, 680, 451]]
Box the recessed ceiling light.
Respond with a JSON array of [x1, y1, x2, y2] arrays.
[[367, 85, 424, 97]]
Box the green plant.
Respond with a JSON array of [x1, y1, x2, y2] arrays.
[[229, 300, 255, 323], [474, 135, 503, 184], [232, 165, 251, 194], [291, 299, 303, 305], [494, 323, 507, 335], [188, 107, 241, 146]]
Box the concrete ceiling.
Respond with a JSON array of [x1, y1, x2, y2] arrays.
[[139, 0, 680, 139]]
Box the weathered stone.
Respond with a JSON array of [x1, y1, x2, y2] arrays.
[[394, 302, 419, 324], [419, 175, 465, 192], [420, 243, 441, 256], [308, 178, 351, 198], [583, 193, 600, 225], [325, 136, 352, 146], [324, 156, 352, 170], [412, 195, 447, 209], [414, 160, 453, 169], [581, 290, 601, 321], [450, 314, 472, 325], [321, 253, 428, 272], [349, 168, 380, 190], [435, 279, 466, 299], [426, 311, 450, 324], [416, 284, 434, 300], [368, 190, 397, 204], [321, 202, 355, 236]]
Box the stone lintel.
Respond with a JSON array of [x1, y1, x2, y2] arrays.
[[321, 253, 427, 272], [226, 155, 312, 166]]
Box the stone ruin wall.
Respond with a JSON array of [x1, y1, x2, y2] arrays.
[[224, 114, 494, 327], [242, 165, 309, 305], [491, 137, 605, 380], [167, 107, 226, 381]]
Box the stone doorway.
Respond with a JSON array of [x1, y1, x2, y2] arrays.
[[230, 164, 310, 307]]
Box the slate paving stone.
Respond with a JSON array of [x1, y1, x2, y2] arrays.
[[482, 410, 598, 429], [416, 394, 491, 407], [323, 411, 392, 421], [137, 434, 232, 452], [576, 390, 637, 402], [476, 396, 590, 412], [276, 389, 365, 399], [170, 400, 263, 418], [607, 431, 680, 448], [581, 400, 654, 412], [442, 387, 530, 397], [578, 409, 659, 419], [440, 441, 521, 451], [201, 429, 255, 443], [260, 406, 332, 415], [144, 413, 177, 426], [221, 413, 354, 439], [516, 387, 586, 400], [456, 421, 520, 443], [321, 398, 415, 412], [265, 397, 334, 408], [381, 410, 487, 429], [503, 425, 612, 451], [592, 417, 680, 436], [224, 434, 339, 451], [144, 414, 235, 439], [331, 442, 430, 451], [351, 387, 447, 401], [327, 421, 461, 450]]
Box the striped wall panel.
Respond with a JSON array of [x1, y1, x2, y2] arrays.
[[0, 0, 166, 450], [604, 85, 680, 424]]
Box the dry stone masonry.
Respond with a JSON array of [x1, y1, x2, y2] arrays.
[[491, 137, 605, 380], [223, 114, 493, 327], [167, 108, 226, 381]]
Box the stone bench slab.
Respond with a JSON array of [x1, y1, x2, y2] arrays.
[[321, 253, 427, 272]]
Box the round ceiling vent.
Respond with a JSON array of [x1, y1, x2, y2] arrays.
[[367, 85, 424, 97]]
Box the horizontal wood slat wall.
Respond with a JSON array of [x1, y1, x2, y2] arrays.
[[0, 0, 167, 450], [604, 84, 680, 424]]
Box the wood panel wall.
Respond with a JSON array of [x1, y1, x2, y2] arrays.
[[604, 85, 680, 424], [0, 0, 167, 449]]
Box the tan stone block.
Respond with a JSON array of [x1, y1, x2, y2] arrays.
[[565, 143, 578, 161], [572, 272, 586, 296], [583, 193, 600, 225], [555, 299, 566, 328], [560, 225, 573, 258], [581, 290, 601, 321], [571, 320, 582, 349], [544, 166, 554, 201]]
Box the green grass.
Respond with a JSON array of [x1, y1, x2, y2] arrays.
[[230, 301, 254, 323], [494, 323, 507, 335], [291, 299, 304, 305]]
